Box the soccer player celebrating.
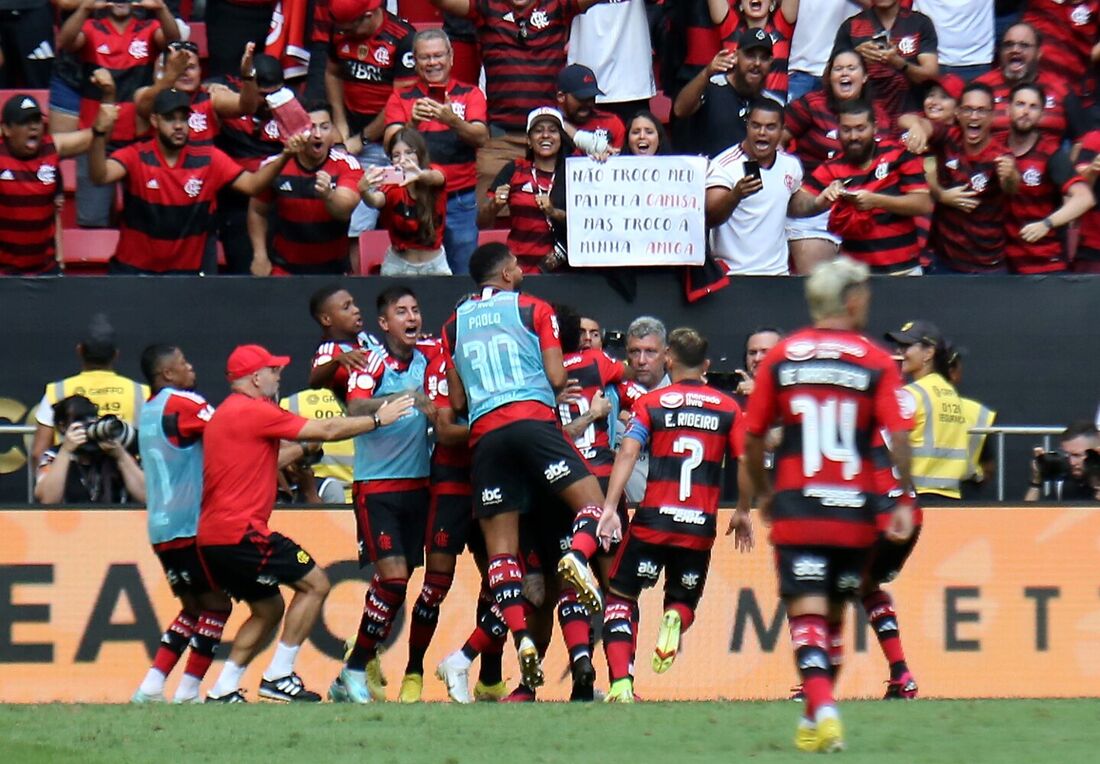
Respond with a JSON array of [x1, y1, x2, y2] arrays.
[[307, 285, 371, 404], [198, 345, 412, 703], [743, 257, 914, 752], [132, 345, 229, 704], [594, 327, 748, 703], [442, 242, 606, 691], [330, 286, 439, 704]]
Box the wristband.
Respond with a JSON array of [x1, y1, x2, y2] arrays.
[[92, 127, 107, 137], [1043, 216, 1054, 229], [372, 413, 382, 430]]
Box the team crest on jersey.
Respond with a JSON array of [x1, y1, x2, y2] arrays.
[[37, 164, 56, 184], [184, 177, 203, 198], [264, 120, 280, 140], [874, 162, 889, 180], [358, 44, 369, 61], [897, 35, 917, 56], [450, 102, 466, 120], [1071, 4, 1091, 26], [1022, 167, 1042, 187], [374, 46, 391, 65], [659, 392, 684, 409], [784, 173, 796, 191], [969, 173, 988, 193], [128, 39, 150, 60], [189, 111, 208, 133], [529, 10, 551, 29]]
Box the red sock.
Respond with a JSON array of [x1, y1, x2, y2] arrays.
[[183, 609, 229, 680], [862, 590, 908, 675], [486, 555, 528, 639], [602, 595, 637, 681], [665, 601, 696, 632], [557, 589, 592, 661], [569, 505, 603, 561], [789, 614, 833, 717], [406, 571, 453, 675], [348, 576, 407, 670], [153, 611, 196, 675], [826, 619, 844, 682]]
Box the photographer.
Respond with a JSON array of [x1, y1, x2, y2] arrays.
[[1025, 421, 1100, 502], [35, 395, 146, 504]]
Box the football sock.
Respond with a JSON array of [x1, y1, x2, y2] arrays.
[[406, 571, 453, 675], [347, 576, 408, 671], [209, 660, 245, 698], [568, 505, 604, 561], [602, 595, 638, 682], [826, 618, 844, 682], [461, 597, 508, 659], [263, 642, 301, 681], [176, 609, 229, 700], [479, 639, 504, 686], [789, 613, 833, 718], [665, 601, 696, 632], [141, 611, 197, 694], [486, 554, 529, 642], [862, 590, 909, 679], [557, 588, 592, 663]]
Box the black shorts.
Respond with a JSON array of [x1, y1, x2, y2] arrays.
[[865, 525, 921, 587], [427, 490, 474, 556], [154, 540, 213, 597], [774, 545, 869, 602], [472, 419, 592, 519], [353, 482, 430, 568], [199, 531, 316, 603], [608, 529, 712, 609], [519, 491, 574, 575]]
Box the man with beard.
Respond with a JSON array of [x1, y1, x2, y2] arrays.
[[974, 23, 1078, 142], [88, 88, 307, 274], [1002, 83, 1094, 273], [800, 100, 932, 275], [674, 28, 778, 158], [0, 93, 99, 274], [248, 101, 364, 275], [554, 64, 625, 152]]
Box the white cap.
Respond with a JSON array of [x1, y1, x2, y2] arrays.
[[526, 106, 565, 133]]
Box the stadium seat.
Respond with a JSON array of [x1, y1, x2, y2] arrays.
[[399, 0, 441, 23], [358, 229, 391, 274], [477, 229, 508, 246], [187, 22, 209, 58], [61, 228, 118, 274], [651, 93, 672, 125]]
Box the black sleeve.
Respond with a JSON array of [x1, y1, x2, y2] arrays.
[[1047, 149, 1076, 190], [1064, 92, 1094, 142], [488, 161, 516, 196], [917, 12, 938, 55]]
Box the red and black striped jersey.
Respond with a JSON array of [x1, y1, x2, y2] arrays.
[[1005, 136, 1080, 273], [716, 9, 794, 100], [806, 139, 928, 272], [786, 91, 894, 175], [158, 389, 215, 448], [1075, 129, 1100, 260], [929, 125, 1011, 272], [384, 79, 488, 194], [745, 328, 910, 549], [467, 0, 581, 132], [215, 104, 284, 171], [183, 92, 220, 148], [973, 69, 1070, 142], [0, 135, 60, 275], [681, 0, 722, 69], [558, 349, 626, 476], [78, 17, 162, 143], [834, 8, 937, 122], [1023, 0, 1100, 95], [625, 379, 743, 551], [110, 140, 244, 272], [311, 0, 332, 45], [488, 159, 557, 269], [311, 335, 369, 405], [378, 165, 448, 251], [425, 351, 471, 495], [257, 148, 363, 270], [574, 110, 626, 153], [330, 12, 416, 132]]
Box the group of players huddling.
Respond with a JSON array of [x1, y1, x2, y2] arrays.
[[131, 244, 918, 754]]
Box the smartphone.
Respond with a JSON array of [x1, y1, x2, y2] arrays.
[[871, 30, 890, 49], [379, 166, 405, 185], [743, 160, 761, 180]]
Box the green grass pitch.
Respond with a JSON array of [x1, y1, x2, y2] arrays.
[[2, 700, 1098, 763]]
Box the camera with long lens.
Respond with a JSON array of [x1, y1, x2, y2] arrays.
[[704, 370, 741, 392], [1035, 449, 1100, 483], [82, 415, 136, 449], [603, 330, 625, 350]]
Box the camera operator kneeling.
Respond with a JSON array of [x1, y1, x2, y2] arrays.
[[1024, 420, 1100, 502], [35, 395, 146, 504]]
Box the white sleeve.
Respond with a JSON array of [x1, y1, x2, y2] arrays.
[[705, 154, 741, 190], [35, 394, 53, 427]]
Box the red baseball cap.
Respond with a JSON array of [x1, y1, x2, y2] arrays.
[[930, 74, 964, 102], [226, 344, 291, 380], [329, 0, 383, 24]]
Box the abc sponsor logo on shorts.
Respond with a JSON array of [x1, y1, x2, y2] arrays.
[[637, 560, 660, 579], [543, 460, 571, 483], [792, 555, 826, 581], [256, 574, 278, 586], [680, 572, 700, 590], [481, 487, 503, 505], [837, 573, 861, 591]]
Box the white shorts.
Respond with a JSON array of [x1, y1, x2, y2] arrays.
[[379, 247, 452, 276], [786, 209, 841, 245]]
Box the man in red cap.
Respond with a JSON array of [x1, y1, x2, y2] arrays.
[[198, 343, 413, 703]]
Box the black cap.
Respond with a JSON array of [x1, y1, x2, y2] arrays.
[[152, 89, 192, 116], [2, 94, 43, 125], [557, 64, 605, 100], [254, 54, 285, 90], [737, 27, 774, 55], [884, 320, 943, 348]]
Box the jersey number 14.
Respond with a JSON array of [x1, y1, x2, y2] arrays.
[[790, 395, 861, 480]]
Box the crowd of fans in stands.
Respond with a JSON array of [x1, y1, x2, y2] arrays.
[[0, 0, 1098, 277]]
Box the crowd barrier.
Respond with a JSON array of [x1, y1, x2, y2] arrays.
[[3, 506, 1099, 702]]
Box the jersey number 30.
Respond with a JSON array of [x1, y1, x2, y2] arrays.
[[790, 395, 861, 479], [463, 336, 526, 393]]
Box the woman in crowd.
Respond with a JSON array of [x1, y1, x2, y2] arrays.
[[360, 128, 450, 276], [783, 48, 892, 274], [708, 0, 798, 100], [621, 110, 673, 156], [479, 107, 571, 273]]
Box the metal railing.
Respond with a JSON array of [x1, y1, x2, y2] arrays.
[[969, 425, 1065, 501], [0, 424, 37, 503]]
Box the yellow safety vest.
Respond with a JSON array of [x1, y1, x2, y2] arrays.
[[45, 369, 149, 423], [904, 373, 970, 499], [281, 388, 354, 502], [959, 397, 996, 481]]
